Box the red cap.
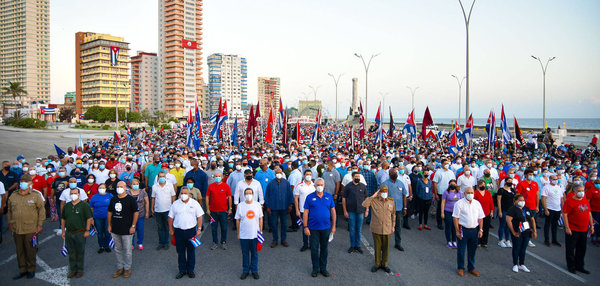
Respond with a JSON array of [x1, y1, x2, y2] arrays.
[[161, 163, 169, 168]]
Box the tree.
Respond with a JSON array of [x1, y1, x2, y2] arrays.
[[59, 107, 75, 122], [1, 81, 27, 107], [154, 110, 168, 122], [140, 109, 152, 122], [84, 106, 104, 121], [127, 111, 142, 123]]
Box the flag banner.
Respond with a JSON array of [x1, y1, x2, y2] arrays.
[[110, 46, 120, 66], [32, 233, 38, 247], [388, 107, 395, 137], [463, 114, 474, 144], [374, 104, 383, 143], [514, 116, 526, 149], [486, 111, 496, 150], [359, 102, 365, 140], [266, 109, 274, 143], [61, 240, 68, 257], [40, 107, 56, 115], [182, 39, 198, 49], [500, 104, 512, 145], [232, 117, 238, 147], [296, 218, 303, 227], [189, 236, 202, 248], [109, 236, 115, 249], [257, 231, 264, 252], [78, 114, 84, 120], [209, 215, 216, 225], [402, 109, 416, 140], [54, 144, 66, 156], [89, 225, 97, 236], [421, 107, 433, 140]]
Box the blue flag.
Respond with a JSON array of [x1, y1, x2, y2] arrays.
[[108, 236, 115, 248], [61, 240, 68, 257], [232, 117, 238, 147], [54, 144, 66, 157]]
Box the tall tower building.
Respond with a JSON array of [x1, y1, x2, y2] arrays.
[[258, 77, 280, 118], [131, 51, 159, 113], [75, 32, 130, 114], [0, 0, 50, 106], [158, 0, 204, 118], [207, 53, 247, 118]]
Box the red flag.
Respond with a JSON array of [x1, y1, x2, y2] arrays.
[[266, 109, 274, 143], [359, 102, 365, 140], [296, 121, 301, 142], [514, 116, 525, 149], [114, 131, 120, 143], [282, 108, 289, 145], [246, 105, 255, 147], [421, 107, 433, 140], [255, 103, 261, 119], [182, 39, 197, 49]]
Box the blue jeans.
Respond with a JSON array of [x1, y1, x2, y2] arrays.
[[240, 238, 258, 274], [348, 212, 364, 248], [174, 227, 197, 274], [211, 211, 228, 244], [310, 228, 330, 272], [132, 217, 145, 245], [511, 233, 530, 266], [269, 210, 288, 242], [155, 211, 169, 246], [443, 211, 457, 243], [591, 211, 600, 240], [457, 227, 479, 271], [94, 218, 109, 248], [498, 211, 510, 241]]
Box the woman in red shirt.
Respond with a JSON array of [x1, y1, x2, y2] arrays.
[[474, 179, 495, 248], [585, 179, 600, 245], [83, 174, 99, 201], [562, 185, 594, 273]]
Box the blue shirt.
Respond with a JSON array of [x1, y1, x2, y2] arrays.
[[119, 171, 135, 185], [89, 193, 113, 219], [416, 178, 434, 200], [304, 192, 335, 230], [144, 163, 162, 188], [254, 168, 275, 193], [383, 179, 408, 210], [360, 169, 379, 196], [184, 168, 209, 196], [336, 167, 348, 180], [264, 179, 293, 210]]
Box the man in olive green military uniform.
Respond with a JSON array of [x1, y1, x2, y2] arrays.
[[61, 188, 93, 278], [7, 174, 45, 280], [361, 185, 396, 273]]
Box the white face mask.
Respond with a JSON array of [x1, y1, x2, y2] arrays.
[[236, 165, 242, 170], [517, 201, 525, 208], [316, 186, 324, 193], [380, 193, 388, 199], [276, 173, 283, 180], [305, 175, 312, 182], [70, 194, 79, 201], [23, 167, 29, 172], [465, 194, 474, 201], [245, 194, 253, 202], [116, 187, 125, 195], [98, 188, 106, 195], [110, 174, 116, 179], [577, 191, 585, 198], [486, 163, 492, 168], [88, 179, 94, 184], [175, 163, 181, 168], [181, 194, 189, 201], [465, 171, 471, 176], [29, 170, 36, 175]]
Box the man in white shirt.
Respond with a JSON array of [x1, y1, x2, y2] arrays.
[[152, 172, 176, 249], [541, 175, 564, 246], [476, 159, 499, 182], [433, 159, 456, 229], [286, 162, 303, 232], [294, 169, 316, 251], [341, 166, 366, 187], [234, 170, 264, 205], [154, 164, 177, 193], [168, 187, 204, 279], [452, 187, 484, 277], [235, 187, 264, 280], [59, 177, 88, 213], [457, 166, 476, 193], [451, 158, 463, 175]]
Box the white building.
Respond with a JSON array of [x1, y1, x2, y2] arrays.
[[131, 52, 159, 113], [207, 53, 247, 118]]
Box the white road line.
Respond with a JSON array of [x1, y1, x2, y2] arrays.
[[0, 233, 56, 266], [489, 233, 585, 283], [360, 235, 397, 277]]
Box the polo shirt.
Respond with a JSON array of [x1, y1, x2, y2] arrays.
[[206, 182, 231, 212], [383, 179, 408, 210], [541, 184, 564, 211], [433, 169, 456, 195], [343, 182, 367, 213], [264, 179, 293, 210], [0, 170, 18, 194], [287, 169, 302, 188], [304, 192, 335, 230], [63, 201, 93, 232], [152, 183, 176, 212], [294, 181, 316, 213], [516, 180, 539, 210], [144, 163, 162, 188], [89, 193, 113, 218], [169, 168, 186, 186], [321, 169, 341, 195], [168, 198, 204, 229], [452, 198, 485, 229], [562, 197, 591, 232], [254, 168, 275, 193]]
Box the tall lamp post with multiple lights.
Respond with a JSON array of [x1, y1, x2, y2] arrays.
[[531, 55, 556, 129], [451, 75, 466, 125], [406, 86, 419, 111], [354, 53, 380, 121], [458, 0, 476, 124], [328, 73, 343, 121]]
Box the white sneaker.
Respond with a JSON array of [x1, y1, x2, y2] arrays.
[[512, 265, 519, 273], [518, 265, 530, 273], [452, 242, 457, 248], [505, 240, 513, 248], [498, 240, 507, 248], [528, 241, 536, 247]]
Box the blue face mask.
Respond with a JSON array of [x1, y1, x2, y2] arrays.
[[69, 182, 77, 189], [594, 184, 600, 189], [59, 171, 66, 177], [527, 175, 534, 181], [76, 164, 82, 168], [120, 159, 126, 163], [215, 177, 222, 183], [20, 182, 29, 190], [229, 163, 234, 168], [132, 185, 139, 190], [158, 177, 166, 184], [187, 183, 194, 189], [399, 169, 405, 175], [44, 161, 49, 166], [99, 165, 105, 170]]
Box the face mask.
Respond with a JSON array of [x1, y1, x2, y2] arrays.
[[353, 178, 361, 184], [486, 163, 492, 168], [398, 169, 405, 175], [132, 184, 139, 190], [465, 193, 474, 201], [509, 174, 515, 178], [23, 167, 29, 172], [236, 165, 242, 170], [51, 172, 56, 177], [93, 163, 99, 168], [19, 182, 29, 190], [99, 165, 105, 170], [74, 171, 81, 176], [465, 171, 471, 176], [76, 164, 82, 168], [59, 171, 66, 177], [110, 174, 116, 179], [479, 186, 485, 191], [245, 194, 253, 202], [98, 188, 106, 194], [69, 183, 77, 189], [88, 179, 94, 184], [576, 191, 584, 198], [120, 159, 126, 163], [29, 170, 36, 176], [71, 194, 79, 201], [44, 162, 49, 166], [181, 194, 189, 201], [517, 201, 525, 208], [116, 187, 125, 195], [443, 164, 449, 170], [305, 175, 312, 182], [215, 177, 222, 183], [276, 173, 283, 180], [380, 193, 388, 199], [185, 183, 193, 190], [316, 186, 324, 193], [595, 184, 600, 189], [551, 180, 558, 185], [390, 174, 398, 180], [245, 175, 253, 181], [526, 175, 532, 180], [505, 182, 513, 187], [158, 177, 166, 184], [449, 185, 457, 190], [175, 163, 181, 168]]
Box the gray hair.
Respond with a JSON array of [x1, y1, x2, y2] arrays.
[[315, 178, 325, 185]]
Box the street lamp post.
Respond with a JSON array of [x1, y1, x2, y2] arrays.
[[308, 85, 321, 116], [451, 75, 466, 125], [458, 0, 477, 124], [379, 91, 388, 123], [406, 86, 419, 111], [531, 55, 556, 129], [328, 73, 344, 121], [354, 53, 380, 121]]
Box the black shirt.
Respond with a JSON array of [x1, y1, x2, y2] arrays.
[[506, 205, 533, 236], [108, 195, 138, 235], [497, 187, 516, 212], [0, 170, 18, 194], [52, 177, 70, 199], [343, 182, 367, 213], [104, 178, 121, 197]]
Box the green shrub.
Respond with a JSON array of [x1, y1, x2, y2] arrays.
[[10, 118, 46, 129], [101, 124, 111, 130], [160, 124, 171, 130]]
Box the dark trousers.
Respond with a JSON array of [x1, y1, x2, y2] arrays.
[[240, 238, 258, 274], [309, 228, 330, 272], [565, 230, 587, 271], [289, 208, 299, 230], [457, 227, 478, 271], [591, 211, 600, 240], [94, 218, 109, 248], [544, 210, 561, 243], [403, 199, 413, 227], [174, 227, 196, 274], [211, 211, 228, 244], [155, 211, 169, 246], [373, 233, 390, 267], [416, 198, 431, 225], [444, 211, 457, 243], [435, 197, 443, 227], [394, 211, 402, 247], [511, 233, 530, 266], [480, 215, 491, 245], [14, 232, 37, 273], [66, 232, 86, 272], [301, 212, 308, 247], [269, 209, 288, 242]]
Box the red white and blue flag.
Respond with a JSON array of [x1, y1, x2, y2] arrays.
[[486, 110, 496, 151], [359, 102, 365, 140], [463, 113, 473, 144], [449, 129, 459, 156], [40, 107, 56, 114], [374, 103, 384, 143], [403, 109, 416, 140], [78, 114, 84, 120], [211, 99, 228, 141], [257, 230, 264, 251], [310, 109, 321, 145], [500, 104, 512, 145], [189, 236, 202, 248], [61, 240, 68, 257], [277, 97, 284, 131], [193, 99, 202, 149], [114, 131, 120, 143], [110, 46, 120, 67]]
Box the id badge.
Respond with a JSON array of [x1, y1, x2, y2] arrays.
[[425, 187, 429, 194], [521, 221, 530, 231]]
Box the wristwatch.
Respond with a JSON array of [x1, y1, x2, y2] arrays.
[[132, 225, 136, 228]]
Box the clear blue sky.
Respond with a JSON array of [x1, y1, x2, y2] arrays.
[[50, 0, 600, 119]]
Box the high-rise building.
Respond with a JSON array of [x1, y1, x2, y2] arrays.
[[158, 0, 204, 118], [257, 77, 280, 119], [75, 32, 130, 114], [207, 53, 247, 118], [0, 0, 50, 106], [130, 51, 159, 113]]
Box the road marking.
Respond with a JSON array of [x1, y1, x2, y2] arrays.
[[489, 233, 585, 283], [360, 235, 397, 277], [36, 255, 69, 286], [0, 233, 56, 266]]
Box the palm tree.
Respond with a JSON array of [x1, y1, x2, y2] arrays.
[[1, 81, 27, 107]]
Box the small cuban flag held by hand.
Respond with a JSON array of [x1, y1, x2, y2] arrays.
[[31, 233, 38, 247], [296, 218, 303, 227], [209, 215, 216, 225], [89, 226, 97, 236], [61, 240, 68, 257], [189, 236, 202, 248], [108, 236, 115, 249], [256, 231, 264, 252]]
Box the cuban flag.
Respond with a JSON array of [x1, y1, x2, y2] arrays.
[[61, 240, 68, 257], [402, 109, 416, 140], [486, 110, 496, 150], [114, 131, 120, 143], [310, 109, 321, 145], [449, 129, 460, 156], [31, 233, 38, 247], [108, 236, 115, 249], [209, 98, 221, 124], [277, 98, 284, 131], [89, 226, 97, 236], [110, 46, 120, 66], [40, 107, 56, 114], [463, 113, 474, 144], [209, 215, 216, 225], [211, 100, 228, 141], [500, 104, 512, 145], [296, 218, 303, 227], [388, 107, 395, 137], [78, 114, 84, 120], [374, 104, 384, 143], [256, 230, 264, 252], [189, 236, 202, 248]]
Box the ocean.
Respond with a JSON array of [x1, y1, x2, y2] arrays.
[[364, 117, 600, 130]]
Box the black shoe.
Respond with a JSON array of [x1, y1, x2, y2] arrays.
[[395, 245, 404, 251], [105, 248, 111, 253], [175, 272, 186, 279], [188, 272, 195, 278], [577, 268, 590, 274], [568, 268, 576, 274], [544, 241, 551, 247], [366, 221, 371, 225], [240, 273, 249, 280], [156, 246, 163, 251], [437, 225, 444, 230], [552, 241, 562, 247], [348, 247, 354, 253], [383, 267, 391, 273], [403, 225, 411, 230], [311, 271, 318, 277], [163, 245, 169, 250], [355, 247, 364, 254], [287, 228, 298, 232], [252, 273, 260, 279], [300, 245, 309, 252], [98, 248, 105, 254], [371, 266, 378, 272], [320, 270, 330, 277], [26, 272, 35, 279], [13, 272, 27, 280]]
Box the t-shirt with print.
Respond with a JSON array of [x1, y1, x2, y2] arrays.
[[235, 201, 263, 239], [108, 195, 138, 235]]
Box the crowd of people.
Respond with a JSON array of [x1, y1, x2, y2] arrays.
[[1, 119, 598, 281]]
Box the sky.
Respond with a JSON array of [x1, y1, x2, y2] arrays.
[[49, 0, 600, 120]]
